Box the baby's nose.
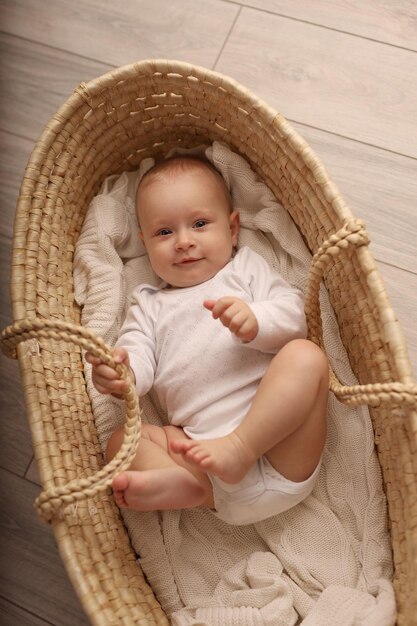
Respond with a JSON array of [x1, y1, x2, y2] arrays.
[[175, 231, 195, 250]]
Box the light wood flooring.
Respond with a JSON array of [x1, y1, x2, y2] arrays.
[[1, 1, 416, 624]]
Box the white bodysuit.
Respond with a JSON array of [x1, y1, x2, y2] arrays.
[[116, 247, 320, 524]]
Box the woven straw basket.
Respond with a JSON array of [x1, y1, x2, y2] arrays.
[[2, 60, 417, 625]]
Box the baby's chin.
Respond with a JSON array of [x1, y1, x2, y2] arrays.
[[164, 268, 222, 289], [159, 254, 235, 289], [167, 276, 214, 289]]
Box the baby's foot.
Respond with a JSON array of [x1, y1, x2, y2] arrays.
[[170, 432, 256, 484], [112, 467, 206, 511]]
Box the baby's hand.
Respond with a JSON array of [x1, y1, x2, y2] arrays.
[[204, 297, 259, 342], [85, 347, 133, 396]]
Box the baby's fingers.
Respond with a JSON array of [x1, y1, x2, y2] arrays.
[[93, 364, 129, 395], [234, 318, 258, 342], [113, 347, 130, 366], [204, 297, 236, 320], [203, 299, 216, 312], [95, 378, 130, 396], [226, 309, 248, 333], [85, 351, 102, 366]]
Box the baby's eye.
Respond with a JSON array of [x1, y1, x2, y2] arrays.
[[193, 220, 208, 229], [157, 228, 172, 236]]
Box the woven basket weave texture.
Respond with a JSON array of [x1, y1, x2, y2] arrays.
[[3, 59, 417, 626]]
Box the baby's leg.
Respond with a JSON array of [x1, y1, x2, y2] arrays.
[[171, 339, 328, 484], [108, 423, 214, 511]]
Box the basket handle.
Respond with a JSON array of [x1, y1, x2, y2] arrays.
[[2, 229, 416, 520], [1, 318, 142, 523], [304, 219, 417, 407]]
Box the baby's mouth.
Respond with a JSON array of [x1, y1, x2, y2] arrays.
[[177, 258, 202, 265]]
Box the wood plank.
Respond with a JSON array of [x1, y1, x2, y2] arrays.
[[0, 130, 34, 477], [0, 230, 33, 477], [0, 596, 51, 626], [0, 468, 90, 625], [0, 130, 34, 239], [1, 0, 239, 69], [25, 458, 41, 487], [0, 333, 30, 473], [234, 0, 417, 51], [0, 33, 112, 142], [1, 233, 14, 326], [0, 2, 414, 626], [0, 340, 32, 477], [292, 123, 417, 274], [216, 8, 417, 157]]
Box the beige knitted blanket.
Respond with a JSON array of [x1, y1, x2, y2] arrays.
[[74, 142, 396, 625]]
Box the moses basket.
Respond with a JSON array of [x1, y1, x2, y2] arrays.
[[2, 59, 417, 625]]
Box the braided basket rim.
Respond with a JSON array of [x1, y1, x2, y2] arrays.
[[7, 58, 417, 626]]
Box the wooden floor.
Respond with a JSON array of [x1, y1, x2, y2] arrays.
[[1, 1, 416, 624]]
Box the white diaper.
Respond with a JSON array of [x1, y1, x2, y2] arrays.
[[208, 457, 322, 526]]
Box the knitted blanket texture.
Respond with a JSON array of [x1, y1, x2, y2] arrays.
[[74, 142, 396, 625]]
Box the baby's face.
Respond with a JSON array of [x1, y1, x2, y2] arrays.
[[137, 168, 239, 288]]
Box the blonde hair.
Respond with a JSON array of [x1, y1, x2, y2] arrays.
[[136, 155, 232, 211]]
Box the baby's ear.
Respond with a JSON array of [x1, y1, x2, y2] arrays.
[[229, 210, 240, 246]]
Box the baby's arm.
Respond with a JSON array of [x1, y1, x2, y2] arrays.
[[217, 248, 307, 354], [204, 297, 259, 342], [85, 347, 135, 396]]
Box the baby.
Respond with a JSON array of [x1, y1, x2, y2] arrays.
[[86, 155, 329, 525]]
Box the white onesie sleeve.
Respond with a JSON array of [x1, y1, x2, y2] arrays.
[[115, 285, 158, 397], [234, 247, 307, 353]]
